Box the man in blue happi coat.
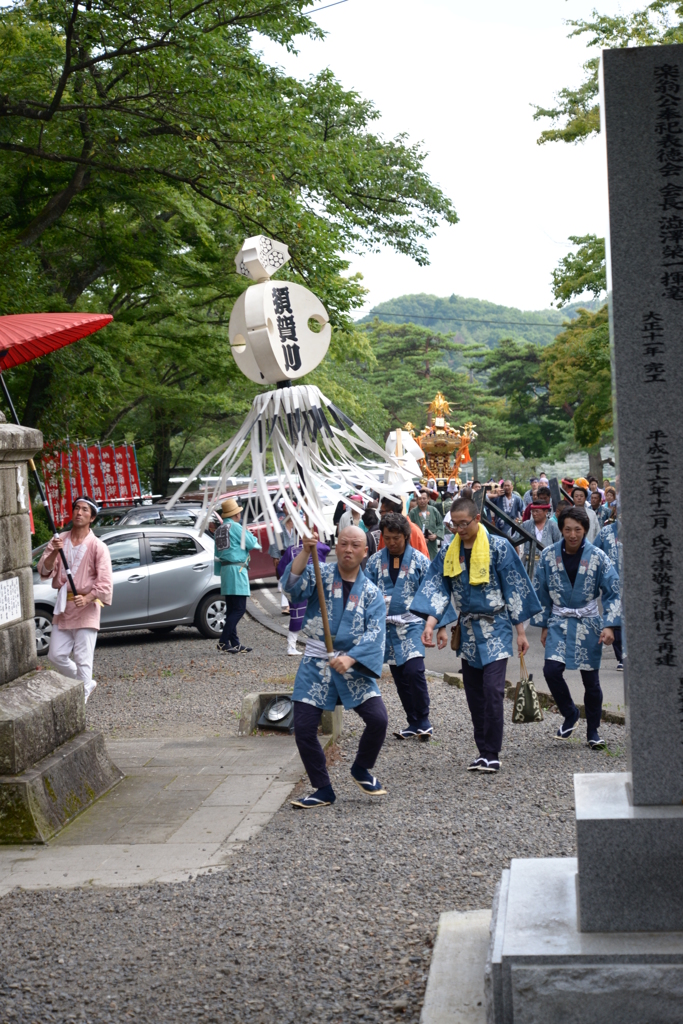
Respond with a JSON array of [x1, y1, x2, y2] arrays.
[[593, 512, 624, 671], [411, 496, 541, 774], [282, 525, 388, 809], [533, 505, 621, 749], [365, 512, 438, 741]]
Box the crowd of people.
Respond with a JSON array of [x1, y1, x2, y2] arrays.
[[36, 468, 622, 811]]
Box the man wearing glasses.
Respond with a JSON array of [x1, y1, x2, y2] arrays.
[[411, 496, 541, 773]]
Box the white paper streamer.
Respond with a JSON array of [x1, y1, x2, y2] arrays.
[[167, 384, 418, 546]]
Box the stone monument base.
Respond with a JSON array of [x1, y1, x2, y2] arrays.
[[575, 772, 683, 932], [0, 669, 122, 843], [486, 858, 683, 1024], [0, 731, 123, 843]]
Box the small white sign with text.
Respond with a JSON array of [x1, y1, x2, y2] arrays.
[[0, 576, 21, 626]]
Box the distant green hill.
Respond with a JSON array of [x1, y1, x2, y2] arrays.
[[357, 293, 603, 348]]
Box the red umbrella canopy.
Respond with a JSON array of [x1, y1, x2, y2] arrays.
[[0, 313, 113, 372]]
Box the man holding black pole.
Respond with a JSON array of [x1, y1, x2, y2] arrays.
[[282, 525, 388, 809], [38, 496, 113, 703]]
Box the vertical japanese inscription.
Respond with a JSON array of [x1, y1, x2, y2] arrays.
[[656, 64, 683, 298], [641, 311, 666, 382], [646, 430, 675, 667], [652, 65, 683, 726], [272, 286, 302, 373]]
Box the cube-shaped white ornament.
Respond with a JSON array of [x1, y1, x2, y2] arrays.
[[235, 235, 290, 282]]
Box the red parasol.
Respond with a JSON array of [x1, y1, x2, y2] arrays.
[[0, 313, 113, 372], [0, 312, 114, 595]]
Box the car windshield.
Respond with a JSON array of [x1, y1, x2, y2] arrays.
[[95, 510, 128, 527]]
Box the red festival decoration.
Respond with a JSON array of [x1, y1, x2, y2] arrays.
[[40, 442, 142, 527], [0, 313, 113, 372]]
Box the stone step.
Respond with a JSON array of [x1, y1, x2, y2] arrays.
[[0, 669, 85, 774], [0, 730, 123, 843]]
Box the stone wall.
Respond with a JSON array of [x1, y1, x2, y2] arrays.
[[0, 418, 42, 687]]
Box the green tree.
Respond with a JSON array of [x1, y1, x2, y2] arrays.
[[0, 0, 457, 492], [533, 3, 683, 146], [541, 306, 612, 481], [464, 339, 573, 461], [359, 319, 487, 430], [552, 234, 606, 307]]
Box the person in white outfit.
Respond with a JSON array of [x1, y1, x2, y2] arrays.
[[37, 496, 113, 702]]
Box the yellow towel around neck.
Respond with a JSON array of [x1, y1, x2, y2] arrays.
[[443, 523, 490, 583]]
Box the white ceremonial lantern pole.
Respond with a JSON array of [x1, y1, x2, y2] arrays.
[[167, 235, 418, 568]]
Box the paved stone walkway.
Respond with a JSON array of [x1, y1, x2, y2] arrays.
[[0, 735, 301, 895]]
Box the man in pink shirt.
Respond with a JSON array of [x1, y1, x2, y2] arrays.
[[37, 496, 113, 702]]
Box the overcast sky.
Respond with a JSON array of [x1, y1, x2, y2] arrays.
[[260, 0, 645, 313]]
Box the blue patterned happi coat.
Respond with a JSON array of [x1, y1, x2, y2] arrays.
[[364, 544, 433, 665], [411, 535, 542, 669], [594, 520, 622, 575], [281, 561, 386, 710], [532, 539, 621, 671]]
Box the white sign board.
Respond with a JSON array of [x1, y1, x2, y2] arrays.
[[229, 280, 331, 385], [0, 576, 21, 627]]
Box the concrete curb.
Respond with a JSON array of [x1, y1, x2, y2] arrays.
[[246, 597, 289, 638], [443, 672, 626, 726], [238, 690, 343, 744], [420, 908, 490, 1023]]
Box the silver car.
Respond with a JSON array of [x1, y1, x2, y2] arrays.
[[33, 526, 226, 655]]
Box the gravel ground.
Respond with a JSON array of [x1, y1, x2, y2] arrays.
[[70, 617, 296, 738], [1, 620, 627, 1024]]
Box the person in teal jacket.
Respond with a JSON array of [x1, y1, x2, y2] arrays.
[[214, 497, 261, 653]]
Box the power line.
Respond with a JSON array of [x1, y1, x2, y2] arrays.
[[307, 0, 349, 12], [364, 310, 572, 328]]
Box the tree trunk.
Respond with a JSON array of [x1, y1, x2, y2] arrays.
[[588, 445, 605, 486], [21, 362, 54, 428], [18, 158, 91, 248], [151, 407, 174, 497]]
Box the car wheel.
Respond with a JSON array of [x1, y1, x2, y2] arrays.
[[196, 593, 226, 639], [148, 626, 176, 635], [34, 608, 53, 656]]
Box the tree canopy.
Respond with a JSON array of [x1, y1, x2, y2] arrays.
[[541, 305, 612, 450], [533, 2, 683, 146], [0, 0, 458, 493]]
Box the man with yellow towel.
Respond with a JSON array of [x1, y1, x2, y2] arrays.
[[411, 496, 541, 773]]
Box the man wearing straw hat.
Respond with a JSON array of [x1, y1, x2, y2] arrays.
[[214, 497, 261, 654]]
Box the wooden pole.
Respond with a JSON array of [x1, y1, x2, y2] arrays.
[[311, 534, 334, 653], [0, 371, 78, 596]]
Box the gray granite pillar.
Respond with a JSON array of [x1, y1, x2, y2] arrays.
[[603, 44, 683, 807], [485, 43, 683, 1023], [0, 413, 121, 842]]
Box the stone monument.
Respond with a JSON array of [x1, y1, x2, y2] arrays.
[[485, 43, 683, 1022], [0, 414, 121, 843]]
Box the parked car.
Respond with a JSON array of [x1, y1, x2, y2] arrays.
[[33, 526, 233, 655]]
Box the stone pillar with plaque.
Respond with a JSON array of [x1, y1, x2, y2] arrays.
[[484, 44, 683, 1024], [0, 414, 121, 843]]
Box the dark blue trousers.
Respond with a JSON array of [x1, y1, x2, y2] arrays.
[[390, 657, 430, 727], [219, 594, 246, 648], [293, 696, 388, 790], [543, 659, 602, 734], [612, 627, 623, 664], [461, 658, 508, 760]]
